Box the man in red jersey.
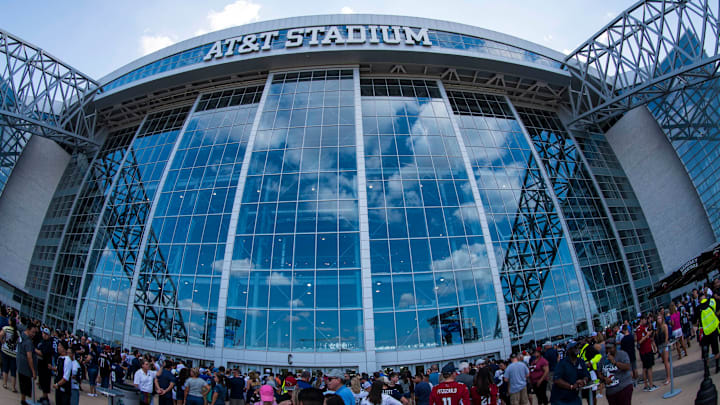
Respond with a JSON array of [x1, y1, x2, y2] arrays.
[[430, 363, 470, 405]]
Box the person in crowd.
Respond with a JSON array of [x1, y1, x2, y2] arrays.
[[635, 316, 657, 392], [229, 368, 246, 405], [350, 375, 368, 405], [176, 367, 190, 405], [37, 327, 54, 403], [53, 340, 72, 405], [530, 348, 550, 405], [456, 362, 474, 388], [0, 315, 18, 392], [69, 347, 81, 405], [655, 313, 671, 385], [669, 303, 688, 359], [618, 325, 637, 385], [429, 363, 470, 405], [135, 359, 158, 405], [16, 323, 38, 405], [428, 365, 439, 387], [156, 359, 178, 405], [470, 364, 497, 405], [504, 353, 530, 405], [543, 342, 559, 378], [85, 342, 100, 397], [362, 380, 402, 405], [694, 290, 720, 372], [99, 346, 112, 388], [550, 341, 588, 405], [299, 388, 325, 405], [412, 374, 431, 405], [256, 384, 278, 405], [600, 341, 632, 405], [185, 368, 209, 405], [326, 369, 355, 405], [298, 371, 313, 390], [211, 372, 228, 405]]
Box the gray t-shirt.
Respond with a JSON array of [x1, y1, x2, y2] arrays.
[[186, 377, 208, 397], [16, 333, 37, 377], [504, 361, 529, 394], [601, 349, 632, 396], [456, 373, 474, 388]]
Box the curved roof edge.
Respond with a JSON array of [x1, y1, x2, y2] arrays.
[[99, 14, 567, 85]]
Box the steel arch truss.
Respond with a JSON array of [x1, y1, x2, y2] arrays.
[[566, 0, 720, 133], [0, 29, 100, 149]]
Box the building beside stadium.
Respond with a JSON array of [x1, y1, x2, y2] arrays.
[[1, 0, 719, 373]]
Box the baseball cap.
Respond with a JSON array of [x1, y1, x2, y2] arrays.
[[459, 361, 469, 370], [543, 341, 552, 347], [441, 362, 456, 374], [566, 340, 578, 350], [41, 327, 50, 335], [325, 369, 344, 379], [362, 381, 372, 389], [476, 359, 485, 365], [285, 376, 297, 390], [260, 385, 275, 402]]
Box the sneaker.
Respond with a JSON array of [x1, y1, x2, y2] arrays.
[[648, 385, 658, 392], [643, 387, 650, 392]]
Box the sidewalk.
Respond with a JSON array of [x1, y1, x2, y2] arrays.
[[600, 339, 718, 405]]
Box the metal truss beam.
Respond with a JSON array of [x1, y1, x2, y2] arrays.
[[0, 29, 100, 149], [565, 0, 720, 133]]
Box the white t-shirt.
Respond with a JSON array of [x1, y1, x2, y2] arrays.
[[361, 394, 402, 405], [353, 390, 368, 405], [71, 360, 81, 390], [134, 369, 157, 393]]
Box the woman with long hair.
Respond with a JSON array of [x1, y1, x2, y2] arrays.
[[350, 376, 368, 404], [176, 367, 190, 405], [211, 372, 228, 405], [361, 380, 401, 405], [0, 315, 18, 391], [656, 313, 671, 385], [669, 302, 688, 358], [471, 367, 497, 405]]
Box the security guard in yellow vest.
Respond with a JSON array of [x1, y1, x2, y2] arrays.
[[578, 336, 602, 402], [695, 294, 720, 372]]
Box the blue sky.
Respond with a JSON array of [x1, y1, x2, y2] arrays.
[[2, 0, 633, 79]]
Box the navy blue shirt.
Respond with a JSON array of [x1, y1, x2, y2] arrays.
[[228, 376, 245, 399], [414, 381, 431, 405], [550, 357, 589, 405], [620, 333, 636, 362], [543, 348, 558, 371], [156, 369, 177, 399], [213, 384, 227, 405]]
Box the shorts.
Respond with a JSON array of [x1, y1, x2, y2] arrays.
[[18, 373, 32, 396], [629, 358, 637, 371], [87, 367, 99, 386], [672, 329, 683, 339], [509, 388, 529, 405], [640, 352, 655, 369], [1, 353, 16, 376], [703, 330, 719, 355]]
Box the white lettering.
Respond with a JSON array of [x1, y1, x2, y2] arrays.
[[224, 37, 242, 57], [285, 28, 304, 47], [380, 26, 402, 44], [403, 27, 431, 46], [436, 388, 457, 394], [322, 26, 346, 45], [346, 26, 366, 44], [203, 41, 224, 61], [367, 25, 380, 44], [237, 34, 260, 54], [260, 31, 279, 50], [305, 27, 325, 46]]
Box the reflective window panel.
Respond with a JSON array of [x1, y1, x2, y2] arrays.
[[131, 87, 261, 347], [362, 78, 499, 351], [447, 91, 582, 349], [516, 108, 636, 328], [229, 70, 363, 352]]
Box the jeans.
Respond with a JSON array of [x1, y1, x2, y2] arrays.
[[87, 366, 99, 386], [71, 388, 80, 405], [187, 395, 204, 405], [101, 375, 110, 388]]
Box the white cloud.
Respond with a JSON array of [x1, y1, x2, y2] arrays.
[[140, 34, 175, 55], [341, 6, 355, 14], [196, 0, 262, 36]]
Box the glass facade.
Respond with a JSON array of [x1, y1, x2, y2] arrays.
[[31, 68, 667, 366], [230, 70, 363, 352], [447, 91, 584, 348], [361, 79, 499, 351]]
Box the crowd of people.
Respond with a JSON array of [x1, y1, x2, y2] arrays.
[[3, 280, 720, 405]]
